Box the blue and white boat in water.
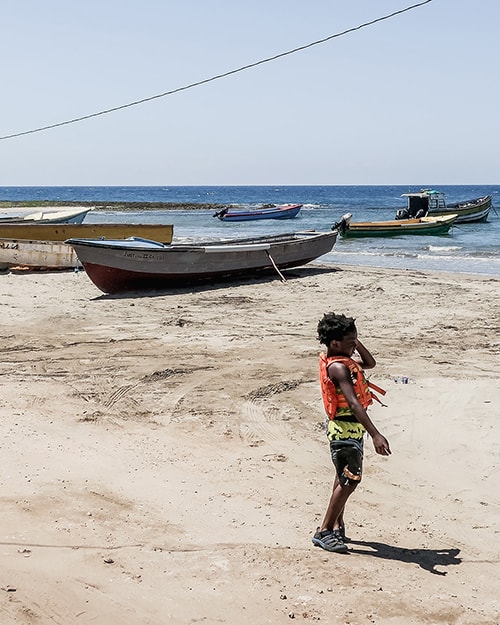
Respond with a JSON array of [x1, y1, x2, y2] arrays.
[[214, 203, 302, 222]]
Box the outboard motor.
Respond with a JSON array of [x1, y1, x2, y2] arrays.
[[213, 207, 229, 219], [333, 213, 352, 234]]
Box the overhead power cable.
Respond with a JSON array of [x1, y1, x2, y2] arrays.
[[0, 0, 432, 141]]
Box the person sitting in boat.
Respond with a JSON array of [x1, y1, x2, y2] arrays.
[[396, 195, 429, 220], [396, 205, 427, 219]]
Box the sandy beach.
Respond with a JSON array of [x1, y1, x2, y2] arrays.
[[1, 262, 499, 624]]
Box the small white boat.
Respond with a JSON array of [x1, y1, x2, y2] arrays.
[[0, 206, 92, 224]]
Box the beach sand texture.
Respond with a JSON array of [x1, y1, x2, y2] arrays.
[[1, 264, 499, 624]]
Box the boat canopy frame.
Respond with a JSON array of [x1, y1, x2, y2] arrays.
[[400, 189, 447, 216]]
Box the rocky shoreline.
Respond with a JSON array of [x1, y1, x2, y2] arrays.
[[0, 200, 230, 211]]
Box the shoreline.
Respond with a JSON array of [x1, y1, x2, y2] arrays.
[[3, 258, 500, 281], [1, 264, 498, 624], [0, 200, 230, 211], [323, 258, 500, 279]]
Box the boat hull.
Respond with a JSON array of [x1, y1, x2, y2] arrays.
[[398, 192, 492, 224], [0, 239, 80, 270], [0, 225, 173, 270], [0, 223, 173, 242], [428, 195, 491, 223], [67, 231, 337, 294], [217, 204, 302, 221], [340, 215, 457, 238], [0, 207, 92, 224]]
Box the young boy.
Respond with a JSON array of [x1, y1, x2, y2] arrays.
[[312, 312, 391, 553]]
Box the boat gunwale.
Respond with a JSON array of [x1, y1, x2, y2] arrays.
[[65, 230, 336, 252], [346, 214, 457, 229]]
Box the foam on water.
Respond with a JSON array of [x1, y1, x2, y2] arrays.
[[1, 185, 498, 276], [425, 245, 462, 252]]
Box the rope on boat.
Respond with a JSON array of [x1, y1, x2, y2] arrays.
[[266, 251, 287, 282]]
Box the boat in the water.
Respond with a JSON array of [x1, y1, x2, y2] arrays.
[[66, 230, 337, 294], [214, 203, 302, 222], [0, 206, 93, 225], [0, 225, 173, 270], [396, 190, 491, 223], [335, 213, 457, 238]]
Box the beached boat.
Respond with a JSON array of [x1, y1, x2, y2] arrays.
[[66, 230, 337, 294], [214, 203, 302, 222], [335, 213, 457, 238], [0, 223, 173, 243], [396, 190, 492, 223], [0, 206, 92, 224], [0, 239, 81, 271], [0, 225, 173, 270]]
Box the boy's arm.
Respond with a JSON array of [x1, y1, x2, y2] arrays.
[[329, 362, 391, 456], [352, 339, 376, 369]]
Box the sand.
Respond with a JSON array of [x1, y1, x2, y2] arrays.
[[0, 263, 499, 624]]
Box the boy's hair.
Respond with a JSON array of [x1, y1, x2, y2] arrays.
[[317, 312, 356, 345]]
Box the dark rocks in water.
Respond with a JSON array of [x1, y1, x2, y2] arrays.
[[90, 201, 233, 212], [0, 200, 233, 212]]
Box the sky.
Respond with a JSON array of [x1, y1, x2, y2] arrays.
[[1, 0, 499, 186]]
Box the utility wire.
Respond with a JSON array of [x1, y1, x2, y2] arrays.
[[0, 0, 432, 141]]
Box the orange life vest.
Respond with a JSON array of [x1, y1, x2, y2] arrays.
[[319, 353, 386, 420]]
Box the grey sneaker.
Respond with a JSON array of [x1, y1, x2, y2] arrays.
[[312, 528, 348, 553]]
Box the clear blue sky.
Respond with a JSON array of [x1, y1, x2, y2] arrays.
[[1, 1, 498, 186]]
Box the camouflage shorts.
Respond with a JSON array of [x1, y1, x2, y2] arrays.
[[329, 439, 364, 486]]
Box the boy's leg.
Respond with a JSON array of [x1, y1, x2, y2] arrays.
[[312, 479, 356, 553], [319, 478, 358, 532], [323, 442, 363, 531]]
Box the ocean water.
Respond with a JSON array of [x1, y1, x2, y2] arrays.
[[1, 185, 499, 276]]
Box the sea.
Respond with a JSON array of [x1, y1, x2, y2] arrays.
[[1, 185, 499, 276]]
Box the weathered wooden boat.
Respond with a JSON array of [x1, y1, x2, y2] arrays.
[[214, 203, 302, 222], [66, 230, 337, 294], [335, 213, 457, 238], [0, 206, 92, 224], [396, 190, 492, 223], [0, 239, 81, 270], [0, 223, 173, 243], [0, 225, 173, 270]]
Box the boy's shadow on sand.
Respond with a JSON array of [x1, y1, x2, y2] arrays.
[[348, 540, 462, 575]]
